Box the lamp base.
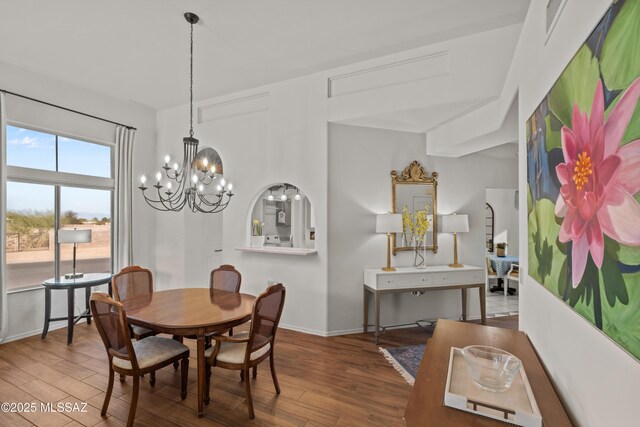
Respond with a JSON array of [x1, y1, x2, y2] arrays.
[[448, 263, 464, 268], [381, 267, 397, 272], [64, 272, 84, 279]]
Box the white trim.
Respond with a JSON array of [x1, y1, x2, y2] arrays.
[[1, 320, 87, 344], [545, 0, 569, 44], [7, 165, 114, 189], [7, 285, 45, 294], [7, 120, 115, 148]]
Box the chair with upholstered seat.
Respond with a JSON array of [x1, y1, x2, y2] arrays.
[[90, 292, 189, 427], [506, 263, 520, 295], [112, 266, 157, 340], [485, 257, 498, 292], [204, 283, 286, 419]]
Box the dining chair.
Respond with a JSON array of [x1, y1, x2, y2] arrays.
[[90, 292, 189, 427], [210, 264, 242, 336], [204, 283, 286, 419], [506, 263, 520, 295], [112, 266, 156, 340], [485, 257, 498, 292]]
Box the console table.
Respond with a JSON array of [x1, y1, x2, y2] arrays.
[[404, 320, 571, 426], [363, 265, 485, 344], [41, 273, 112, 345]]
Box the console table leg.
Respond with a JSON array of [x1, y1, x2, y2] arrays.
[[374, 291, 380, 345], [461, 288, 467, 321], [67, 288, 75, 345], [41, 288, 51, 339], [363, 287, 369, 333], [479, 284, 487, 324]]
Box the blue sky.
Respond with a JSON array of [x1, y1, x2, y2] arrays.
[[6, 126, 112, 219]]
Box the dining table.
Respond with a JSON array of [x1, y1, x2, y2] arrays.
[[121, 288, 256, 417]]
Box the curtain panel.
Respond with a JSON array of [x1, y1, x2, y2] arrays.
[[0, 92, 8, 343], [113, 126, 135, 272]]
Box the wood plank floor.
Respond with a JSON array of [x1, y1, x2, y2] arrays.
[[0, 316, 517, 426]]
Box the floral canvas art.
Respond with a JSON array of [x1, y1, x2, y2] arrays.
[[527, 0, 640, 360]]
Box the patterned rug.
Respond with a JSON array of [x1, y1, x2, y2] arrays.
[[379, 344, 426, 386]]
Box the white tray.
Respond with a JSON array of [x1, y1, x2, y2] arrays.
[[443, 347, 542, 427]]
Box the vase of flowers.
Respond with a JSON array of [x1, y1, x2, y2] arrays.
[[250, 219, 265, 247], [402, 204, 431, 268], [496, 242, 507, 257]]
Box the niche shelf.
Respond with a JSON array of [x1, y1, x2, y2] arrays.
[[236, 246, 317, 256]]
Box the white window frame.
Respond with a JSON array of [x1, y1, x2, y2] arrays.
[[5, 121, 115, 293]]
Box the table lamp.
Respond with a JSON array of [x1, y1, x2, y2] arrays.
[[442, 213, 469, 268], [376, 213, 403, 271], [58, 229, 92, 279]]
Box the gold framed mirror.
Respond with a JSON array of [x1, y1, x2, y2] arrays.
[[391, 161, 438, 255]]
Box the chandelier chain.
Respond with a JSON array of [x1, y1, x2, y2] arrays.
[[138, 12, 234, 213], [189, 19, 194, 138]]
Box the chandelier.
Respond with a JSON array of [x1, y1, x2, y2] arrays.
[[138, 12, 233, 213]]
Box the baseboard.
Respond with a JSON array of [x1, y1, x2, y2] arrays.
[[2, 319, 88, 344]]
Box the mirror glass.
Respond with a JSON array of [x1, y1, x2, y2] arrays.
[[391, 161, 438, 254], [250, 183, 315, 249], [485, 203, 494, 252]]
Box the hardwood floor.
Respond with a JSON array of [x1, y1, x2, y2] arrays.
[[0, 316, 517, 426]]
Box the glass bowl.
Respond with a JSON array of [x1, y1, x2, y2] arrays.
[[461, 345, 521, 392]]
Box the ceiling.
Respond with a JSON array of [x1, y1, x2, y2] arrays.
[[0, 0, 530, 111]]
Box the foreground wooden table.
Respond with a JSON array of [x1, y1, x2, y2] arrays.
[[122, 288, 255, 417], [404, 319, 571, 426]]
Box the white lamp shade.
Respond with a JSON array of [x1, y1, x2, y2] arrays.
[[441, 214, 469, 233], [58, 229, 92, 244], [376, 213, 403, 234]]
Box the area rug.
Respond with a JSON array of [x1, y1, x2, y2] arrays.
[[379, 344, 425, 386]]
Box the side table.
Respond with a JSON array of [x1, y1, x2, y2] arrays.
[[41, 273, 113, 345]]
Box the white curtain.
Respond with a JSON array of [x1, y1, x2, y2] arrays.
[[113, 126, 135, 272], [0, 92, 8, 343]]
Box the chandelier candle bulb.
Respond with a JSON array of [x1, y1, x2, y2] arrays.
[[155, 172, 161, 183], [140, 175, 146, 184], [228, 183, 233, 191], [173, 162, 178, 171], [164, 155, 170, 164], [220, 178, 226, 187]]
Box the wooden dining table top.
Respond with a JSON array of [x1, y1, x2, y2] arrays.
[[122, 288, 256, 333]]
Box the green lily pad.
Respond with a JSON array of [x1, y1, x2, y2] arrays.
[[549, 44, 600, 128], [600, 0, 640, 91], [528, 198, 566, 290], [602, 271, 640, 360], [604, 90, 640, 146], [544, 113, 563, 151], [604, 236, 640, 266]]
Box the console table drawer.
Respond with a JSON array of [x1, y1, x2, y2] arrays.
[[435, 270, 483, 285], [378, 274, 433, 289]]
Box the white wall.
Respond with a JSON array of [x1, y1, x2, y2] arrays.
[[0, 60, 157, 341], [327, 123, 517, 333], [516, 2, 640, 425], [486, 188, 519, 256], [154, 75, 329, 335]]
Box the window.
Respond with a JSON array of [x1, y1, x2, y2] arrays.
[[5, 125, 114, 291]]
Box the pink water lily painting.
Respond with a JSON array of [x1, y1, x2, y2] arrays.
[[527, 0, 640, 361]]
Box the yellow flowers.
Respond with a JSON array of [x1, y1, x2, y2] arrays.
[[252, 219, 263, 236], [401, 204, 431, 246]]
